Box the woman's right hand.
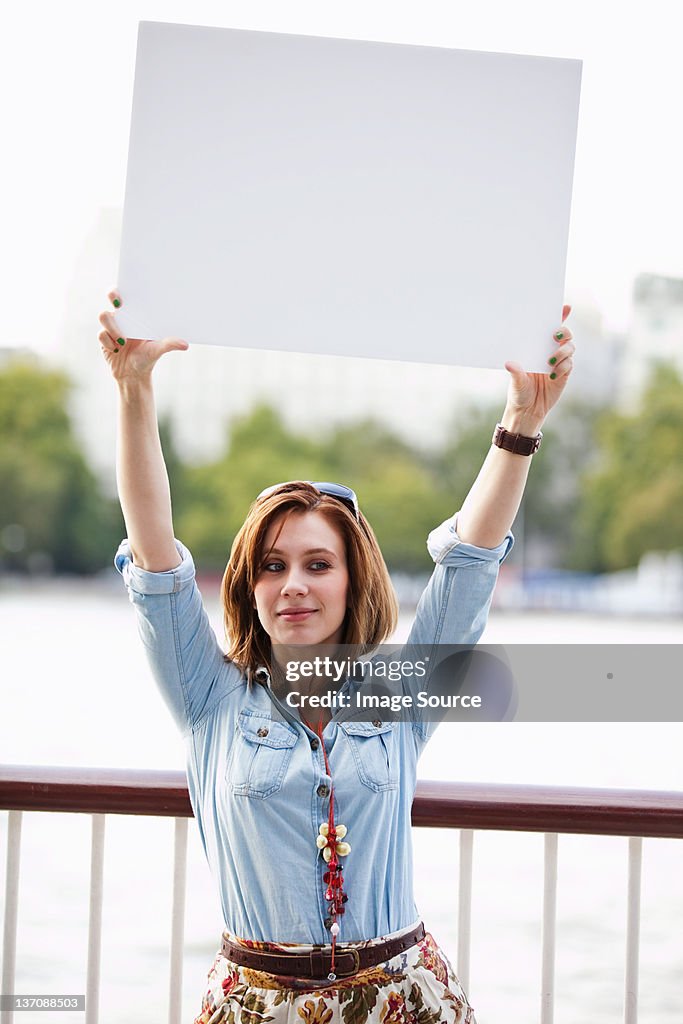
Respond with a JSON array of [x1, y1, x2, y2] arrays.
[[102, 289, 185, 571], [98, 290, 188, 381]]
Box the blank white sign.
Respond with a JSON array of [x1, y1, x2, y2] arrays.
[[117, 22, 581, 371]]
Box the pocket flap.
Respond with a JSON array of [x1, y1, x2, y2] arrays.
[[237, 712, 297, 749], [340, 720, 395, 738]]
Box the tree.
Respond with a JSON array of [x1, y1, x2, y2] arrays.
[[172, 405, 450, 572], [571, 364, 683, 571], [321, 420, 448, 572], [432, 397, 603, 568], [168, 396, 609, 574], [0, 359, 121, 573], [174, 404, 330, 568]]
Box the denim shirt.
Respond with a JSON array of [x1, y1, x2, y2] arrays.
[[115, 515, 513, 943]]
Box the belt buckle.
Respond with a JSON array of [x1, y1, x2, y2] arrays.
[[331, 947, 361, 978]]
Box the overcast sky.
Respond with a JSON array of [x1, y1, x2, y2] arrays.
[[2, 0, 681, 356]]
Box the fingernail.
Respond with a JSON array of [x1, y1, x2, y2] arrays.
[[113, 298, 121, 308], [548, 356, 557, 365], [550, 372, 557, 380], [117, 338, 126, 346], [555, 331, 564, 340]]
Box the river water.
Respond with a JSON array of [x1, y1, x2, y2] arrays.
[[1, 579, 681, 1023]]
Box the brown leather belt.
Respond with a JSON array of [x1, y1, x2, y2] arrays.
[[221, 921, 426, 979]]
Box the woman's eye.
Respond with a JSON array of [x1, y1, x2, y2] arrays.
[[261, 560, 331, 573]]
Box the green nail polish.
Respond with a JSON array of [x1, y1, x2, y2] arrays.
[[550, 372, 557, 380], [555, 331, 564, 340], [117, 338, 126, 346], [549, 356, 557, 365], [113, 298, 121, 308]]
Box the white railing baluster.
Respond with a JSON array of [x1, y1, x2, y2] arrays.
[[1, 771, 679, 1024], [86, 814, 105, 1024], [624, 837, 642, 1024], [1, 811, 23, 1024], [168, 817, 188, 1024], [541, 832, 558, 1024], [457, 829, 473, 994]]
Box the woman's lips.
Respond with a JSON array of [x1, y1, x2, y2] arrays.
[[277, 609, 317, 621]]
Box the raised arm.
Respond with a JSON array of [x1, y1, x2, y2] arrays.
[[98, 290, 189, 571], [456, 305, 575, 548]]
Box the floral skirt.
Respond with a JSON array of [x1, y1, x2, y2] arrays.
[[193, 921, 476, 1024]]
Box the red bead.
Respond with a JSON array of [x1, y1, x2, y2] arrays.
[[323, 872, 331, 884], [325, 888, 334, 900]]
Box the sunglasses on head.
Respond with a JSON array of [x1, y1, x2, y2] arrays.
[[256, 481, 360, 521]]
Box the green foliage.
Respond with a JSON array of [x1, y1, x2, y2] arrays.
[[320, 420, 448, 572], [571, 364, 683, 571], [170, 405, 450, 573], [432, 397, 602, 567], [0, 359, 122, 573], [170, 397, 604, 574], [173, 403, 331, 568], [6, 355, 682, 578]]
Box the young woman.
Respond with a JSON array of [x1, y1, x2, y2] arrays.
[[99, 291, 574, 1024]]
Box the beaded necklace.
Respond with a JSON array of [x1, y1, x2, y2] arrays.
[[301, 715, 351, 980]]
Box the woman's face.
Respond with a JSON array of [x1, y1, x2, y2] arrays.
[[253, 510, 350, 649]]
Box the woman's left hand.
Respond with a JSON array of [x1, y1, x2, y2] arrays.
[[502, 304, 575, 433]]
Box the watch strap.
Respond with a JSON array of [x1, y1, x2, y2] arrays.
[[492, 423, 543, 456]]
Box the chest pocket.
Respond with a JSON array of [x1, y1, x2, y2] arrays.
[[339, 720, 399, 792], [227, 712, 298, 799]]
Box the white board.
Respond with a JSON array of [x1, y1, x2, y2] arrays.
[[117, 22, 582, 371]]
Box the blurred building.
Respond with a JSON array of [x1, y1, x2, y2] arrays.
[[618, 272, 683, 407], [0, 346, 35, 366], [58, 206, 619, 479], [550, 293, 620, 405]]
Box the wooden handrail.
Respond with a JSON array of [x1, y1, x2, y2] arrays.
[[414, 779, 683, 838], [1, 765, 682, 838], [0, 766, 192, 818]]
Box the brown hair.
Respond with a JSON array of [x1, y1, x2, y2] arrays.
[[221, 482, 398, 675]]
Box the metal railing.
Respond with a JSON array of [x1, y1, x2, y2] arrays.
[[2, 766, 682, 1024]]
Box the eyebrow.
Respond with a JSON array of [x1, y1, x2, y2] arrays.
[[266, 547, 339, 558]]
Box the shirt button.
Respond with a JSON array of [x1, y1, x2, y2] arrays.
[[317, 783, 330, 798], [372, 719, 382, 728], [256, 727, 269, 737], [310, 738, 320, 750]]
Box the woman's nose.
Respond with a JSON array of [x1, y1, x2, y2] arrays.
[[281, 569, 308, 595]]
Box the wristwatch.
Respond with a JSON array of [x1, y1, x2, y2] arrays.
[[492, 423, 543, 456]]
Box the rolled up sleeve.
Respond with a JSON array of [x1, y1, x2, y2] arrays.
[[426, 514, 514, 567], [115, 539, 240, 734], [407, 514, 513, 649], [402, 515, 514, 745], [115, 538, 196, 595]]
